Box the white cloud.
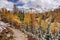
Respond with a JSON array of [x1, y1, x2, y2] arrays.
[[0, 0, 60, 12], [15, 0, 29, 5], [0, 0, 14, 11], [17, 0, 60, 12], [0, 0, 7, 1]]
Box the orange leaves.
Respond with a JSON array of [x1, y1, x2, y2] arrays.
[[0, 8, 21, 27], [50, 21, 58, 34], [24, 12, 38, 27], [41, 20, 48, 30], [24, 13, 31, 25], [38, 16, 42, 25]]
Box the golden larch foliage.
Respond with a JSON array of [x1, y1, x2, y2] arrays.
[[24, 12, 31, 25]]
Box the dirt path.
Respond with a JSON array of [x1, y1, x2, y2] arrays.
[[7, 27, 28, 40]]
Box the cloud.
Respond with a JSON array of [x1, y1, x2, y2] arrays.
[[0, 0, 60, 12], [17, 0, 60, 12], [0, 0, 14, 11], [16, 0, 29, 4]]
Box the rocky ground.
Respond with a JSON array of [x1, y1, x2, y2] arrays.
[[0, 21, 13, 40], [8, 27, 28, 40], [0, 21, 28, 40]]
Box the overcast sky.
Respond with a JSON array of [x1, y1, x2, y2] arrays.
[[0, 0, 60, 12]]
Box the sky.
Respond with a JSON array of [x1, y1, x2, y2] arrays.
[[0, 0, 60, 12]]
